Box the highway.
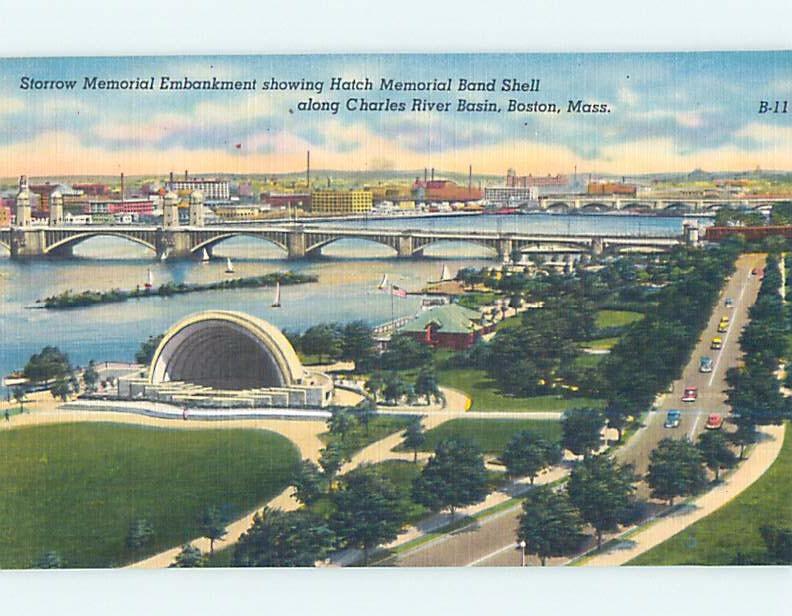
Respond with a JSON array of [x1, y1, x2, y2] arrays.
[[388, 253, 765, 567]]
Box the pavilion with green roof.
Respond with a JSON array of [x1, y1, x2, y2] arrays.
[[400, 303, 489, 350]]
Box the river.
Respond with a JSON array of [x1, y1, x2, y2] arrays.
[[0, 213, 708, 383]]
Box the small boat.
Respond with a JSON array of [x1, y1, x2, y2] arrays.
[[201, 248, 210, 263], [377, 273, 389, 290], [271, 282, 281, 308], [439, 264, 452, 281], [144, 268, 153, 289], [159, 251, 167, 262], [225, 257, 234, 274]]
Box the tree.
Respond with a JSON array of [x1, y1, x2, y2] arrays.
[[697, 430, 738, 482], [379, 334, 432, 371], [382, 373, 409, 405], [331, 465, 407, 565], [170, 544, 206, 568], [412, 439, 489, 517], [199, 506, 228, 554], [292, 459, 325, 505], [414, 368, 441, 405], [327, 408, 358, 442], [561, 408, 605, 458], [51, 377, 72, 401], [402, 419, 426, 463], [233, 508, 336, 567], [501, 431, 561, 484], [604, 399, 630, 443], [83, 360, 99, 392], [319, 442, 345, 489], [32, 551, 65, 569], [567, 454, 637, 549], [340, 321, 375, 370], [365, 373, 384, 401], [518, 486, 584, 565], [12, 387, 26, 413], [135, 334, 164, 364], [354, 400, 376, 435], [300, 324, 342, 363], [23, 346, 71, 382], [730, 419, 758, 459], [646, 438, 707, 506], [126, 518, 154, 551]]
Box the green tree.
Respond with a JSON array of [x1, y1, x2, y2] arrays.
[[23, 346, 71, 382], [402, 419, 426, 463], [126, 518, 154, 551], [759, 525, 792, 565], [604, 399, 630, 443], [382, 373, 409, 405], [414, 367, 441, 405], [501, 431, 561, 484], [354, 400, 376, 435], [12, 387, 26, 413], [135, 334, 164, 364], [233, 508, 336, 567], [567, 454, 637, 549], [331, 466, 407, 564], [341, 321, 375, 370], [697, 430, 738, 482], [319, 442, 345, 490], [561, 408, 605, 458], [380, 334, 432, 371], [199, 506, 228, 554], [170, 544, 206, 568], [412, 439, 489, 517], [300, 324, 342, 363], [83, 360, 100, 392], [32, 551, 65, 569], [730, 419, 758, 459], [518, 486, 584, 565], [365, 372, 385, 401], [327, 408, 358, 443], [292, 459, 326, 505], [646, 438, 707, 506]]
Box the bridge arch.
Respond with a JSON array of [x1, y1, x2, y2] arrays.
[[663, 202, 694, 213], [580, 202, 613, 213], [411, 238, 499, 257], [44, 231, 157, 255], [545, 202, 571, 213], [304, 236, 398, 257], [190, 232, 288, 256]]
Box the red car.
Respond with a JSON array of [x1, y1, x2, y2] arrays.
[[681, 386, 698, 403], [705, 413, 724, 430]]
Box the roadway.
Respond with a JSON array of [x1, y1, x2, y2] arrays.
[[389, 253, 765, 567]]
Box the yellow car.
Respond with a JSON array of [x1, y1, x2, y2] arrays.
[[711, 337, 723, 350], [718, 321, 729, 333]]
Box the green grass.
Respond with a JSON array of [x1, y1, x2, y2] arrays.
[[595, 310, 643, 329], [630, 423, 791, 566], [319, 415, 413, 460], [573, 353, 606, 369], [437, 368, 604, 413], [398, 418, 561, 455], [581, 337, 621, 351], [0, 423, 300, 569], [370, 460, 429, 524]]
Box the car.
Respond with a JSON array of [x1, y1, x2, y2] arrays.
[[682, 386, 698, 402], [664, 410, 682, 428], [705, 413, 724, 430], [711, 337, 723, 350], [718, 320, 729, 333], [699, 356, 714, 373], [751, 268, 758, 276], [725, 298, 734, 308]]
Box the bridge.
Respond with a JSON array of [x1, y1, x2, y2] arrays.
[[534, 195, 791, 213], [0, 223, 688, 260]]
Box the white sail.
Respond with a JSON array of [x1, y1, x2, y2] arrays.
[[201, 248, 210, 262], [272, 281, 281, 307], [377, 273, 388, 290], [225, 257, 234, 273], [145, 268, 153, 288], [440, 264, 452, 281]]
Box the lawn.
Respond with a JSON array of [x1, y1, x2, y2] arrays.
[[400, 418, 562, 455], [437, 368, 604, 413], [595, 309, 643, 329], [319, 415, 413, 460], [580, 337, 621, 351], [630, 423, 791, 565], [573, 353, 606, 369], [0, 423, 300, 568]]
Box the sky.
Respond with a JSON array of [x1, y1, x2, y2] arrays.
[[0, 51, 790, 178]]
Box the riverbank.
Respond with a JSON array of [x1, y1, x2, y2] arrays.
[[36, 271, 317, 309]]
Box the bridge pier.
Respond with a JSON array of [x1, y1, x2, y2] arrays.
[[397, 234, 414, 258], [496, 238, 512, 262], [287, 229, 307, 259], [9, 227, 47, 259], [591, 237, 604, 256], [157, 229, 193, 260]]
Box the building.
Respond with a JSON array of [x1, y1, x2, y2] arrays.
[[506, 169, 567, 187], [213, 205, 274, 221], [29, 182, 60, 215], [587, 182, 637, 196], [72, 183, 110, 197], [0, 204, 10, 227], [484, 185, 539, 203], [261, 192, 312, 210], [400, 303, 488, 350], [412, 179, 483, 203], [83, 198, 155, 216], [166, 172, 230, 202], [117, 311, 333, 408], [310, 189, 373, 215]]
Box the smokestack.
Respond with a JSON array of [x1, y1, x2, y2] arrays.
[[120, 172, 125, 203], [169, 171, 174, 184], [431, 167, 435, 181], [306, 150, 311, 188], [185, 170, 188, 181], [424, 168, 427, 183]]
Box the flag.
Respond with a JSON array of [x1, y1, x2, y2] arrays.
[[391, 285, 407, 298], [234, 143, 242, 149]]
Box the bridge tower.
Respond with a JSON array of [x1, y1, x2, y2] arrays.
[[189, 190, 205, 227], [15, 176, 31, 227], [163, 191, 181, 228], [49, 190, 64, 226]]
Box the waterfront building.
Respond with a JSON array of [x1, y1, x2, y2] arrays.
[[587, 181, 637, 196], [72, 183, 110, 197], [506, 169, 568, 187], [310, 189, 373, 215], [83, 198, 155, 216], [400, 303, 489, 350], [484, 185, 539, 203], [29, 182, 60, 215], [261, 191, 312, 210], [412, 179, 483, 203], [166, 173, 230, 202]]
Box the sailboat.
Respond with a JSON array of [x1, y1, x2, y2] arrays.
[[377, 273, 389, 290], [201, 248, 210, 263], [439, 263, 452, 281], [271, 281, 281, 308], [225, 257, 234, 274], [144, 268, 153, 289]]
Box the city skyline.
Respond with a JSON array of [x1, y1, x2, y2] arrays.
[[0, 52, 790, 177]]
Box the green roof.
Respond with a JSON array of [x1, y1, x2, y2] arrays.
[[401, 304, 482, 335]]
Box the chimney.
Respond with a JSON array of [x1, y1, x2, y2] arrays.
[[184, 170, 188, 180], [431, 167, 435, 181], [169, 171, 174, 184], [424, 168, 427, 182], [468, 164, 472, 193], [120, 172, 125, 203]]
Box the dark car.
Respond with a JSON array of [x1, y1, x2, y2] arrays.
[[664, 410, 682, 428]]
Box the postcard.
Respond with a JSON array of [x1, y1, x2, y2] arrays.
[[0, 51, 790, 569]]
